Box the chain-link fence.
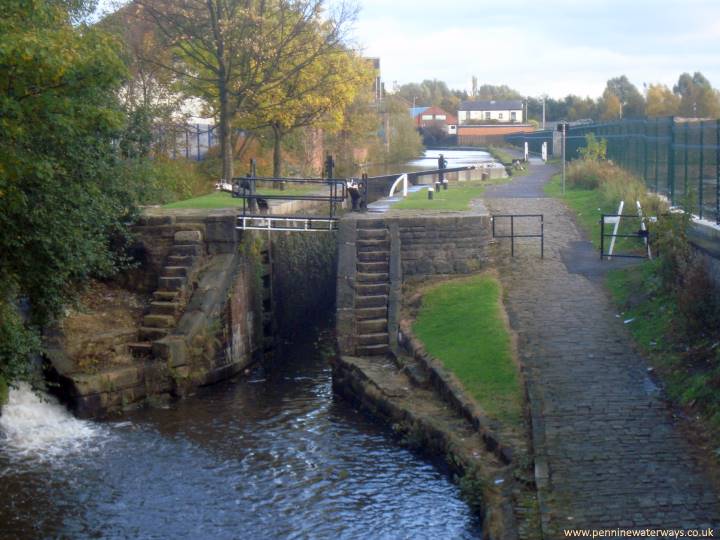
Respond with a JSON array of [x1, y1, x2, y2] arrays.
[[507, 117, 720, 224]]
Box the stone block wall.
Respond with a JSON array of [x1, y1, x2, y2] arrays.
[[336, 207, 492, 358], [395, 213, 491, 277], [688, 220, 720, 290], [128, 209, 237, 293]]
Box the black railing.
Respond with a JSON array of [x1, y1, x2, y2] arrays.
[[491, 214, 544, 258]]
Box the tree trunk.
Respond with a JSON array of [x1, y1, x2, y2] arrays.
[[219, 81, 233, 182], [272, 124, 284, 190]]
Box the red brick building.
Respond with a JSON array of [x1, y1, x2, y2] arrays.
[[410, 106, 458, 134]]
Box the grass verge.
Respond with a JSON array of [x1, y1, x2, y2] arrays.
[[393, 180, 489, 211], [487, 145, 530, 177], [544, 173, 646, 253], [412, 274, 523, 427]]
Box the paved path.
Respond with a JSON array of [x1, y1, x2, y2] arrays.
[[483, 163, 720, 535]]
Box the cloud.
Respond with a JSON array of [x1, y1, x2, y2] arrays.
[[352, 0, 720, 98]]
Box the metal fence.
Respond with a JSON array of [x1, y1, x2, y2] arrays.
[[507, 117, 720, 224], [153, 123, 217, 161]]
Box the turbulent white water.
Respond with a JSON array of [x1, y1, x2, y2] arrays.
[[0, 383, 102, 460]]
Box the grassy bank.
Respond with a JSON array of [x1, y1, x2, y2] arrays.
[[544, 174, 617, 249], [412, 274, 523, 427], [393, 180, 487, 211], [487, 146, 530, 177]]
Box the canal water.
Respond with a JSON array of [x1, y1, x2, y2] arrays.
[[0, 327, 482, 539], [360, 148, 503, 183]]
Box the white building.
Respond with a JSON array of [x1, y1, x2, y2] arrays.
[[457, 100, 524, 125]]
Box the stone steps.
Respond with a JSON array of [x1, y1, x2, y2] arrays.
[[153, 291, 180, 302], [357, 261, 389, 273], [355, 294, 388, 308], [167, 255, 194, 267], [352, 221, 391, 358], [130, 231, 204, 360], [143, 314, 176, 328], [355, 306, 387, 320], [128, 341, 153, 358], [358, 251, 389, 263], [357, 228, 388, 240], [170, 244, 202, 257], [357, 239, 389, 252], [356, 332, 388, 346], [159, 276, 185, 291], [163, 266, 188, 278], [356, 343, 390, 356], [357, 318, 388, 334], [139, 326, 169, 341], [149, 301, 181, 316], [356, 272, 390, 283], [356, 219, 386, 229]]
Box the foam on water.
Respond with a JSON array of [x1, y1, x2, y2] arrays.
[[0, 383, 102, 460]]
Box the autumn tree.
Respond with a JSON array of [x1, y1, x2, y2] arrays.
[[599, 88, 622, 120], [673, 72, 720, 118], [475, 84, 522, 101], [240, 44, 372, 178], [645, 83, 680, 117], [324, 88, 381, 176], [136, 0, 354, 182], [603, 75, 645, 118], [397, 79, 466, 113]]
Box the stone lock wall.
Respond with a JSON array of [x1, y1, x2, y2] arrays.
[[396, 212, 491, 277], [336, 207, 492, 358]]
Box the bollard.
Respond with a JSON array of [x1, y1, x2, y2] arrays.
[[427, 188, 434, 200], [435, 181, 441, 192], [443, 181, 448, 190]]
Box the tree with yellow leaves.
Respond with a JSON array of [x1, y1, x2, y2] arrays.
[[240, 43, 373, 178], [135, 0, 356, 182]]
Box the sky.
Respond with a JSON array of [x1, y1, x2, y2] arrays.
[[348, 0, 720, 99]]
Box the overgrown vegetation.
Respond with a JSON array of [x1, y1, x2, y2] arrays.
[[608, 257, 720, 437], [545, 140, 666, 250], [549, 137, 720, 437], [412, 274, 523, 427], [0, 1, 131, 389]]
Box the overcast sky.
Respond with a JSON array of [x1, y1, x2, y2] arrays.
[[349, 0, 720, 98]]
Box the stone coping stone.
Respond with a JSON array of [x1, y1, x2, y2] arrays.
[[689, 219, 720, 258], [343, 207, 489, 223]]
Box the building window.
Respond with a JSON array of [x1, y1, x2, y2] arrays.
[[485, 112, 491, 120], [421, 114, 433, 120], [511, 111, 517, 121], [498, 113, 504, 120], [435, 114, 446, 120]]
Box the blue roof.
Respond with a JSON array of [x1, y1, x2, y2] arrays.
[[409, 106, 430, 118]]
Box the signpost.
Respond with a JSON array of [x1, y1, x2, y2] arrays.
[[557, 122, 568, 194]]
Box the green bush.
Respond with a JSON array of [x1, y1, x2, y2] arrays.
[[577, 133, 607, 161], [119, 158, 215, 205], [0, 299, 41, 394]]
